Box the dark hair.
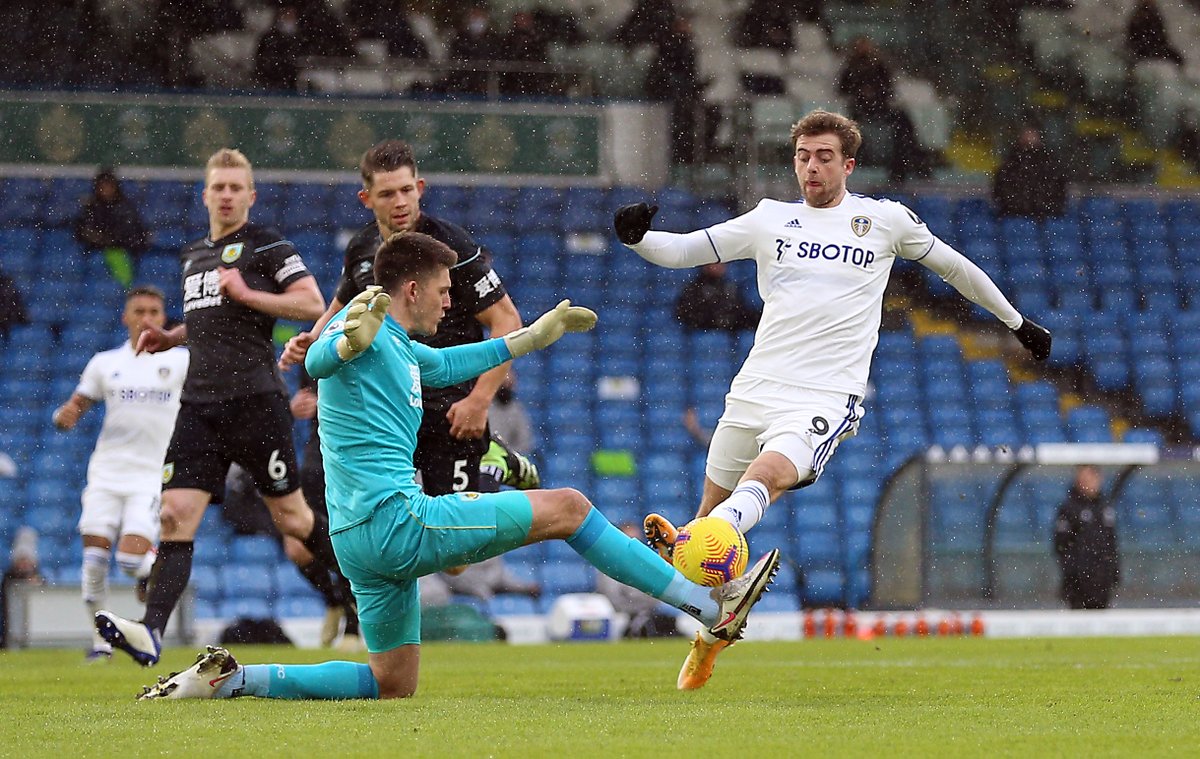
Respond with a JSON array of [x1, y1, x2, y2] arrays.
[[126, 285, 166, 303], [374, 232, 458, 294], [790, 110, 863, 159], [360, 140, 417, 187]]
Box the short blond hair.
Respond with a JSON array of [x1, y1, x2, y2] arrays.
[[205, 148, 254, 186], [790, 110, 862, 159]]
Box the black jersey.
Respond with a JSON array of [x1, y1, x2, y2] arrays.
[[179, 223, 313, 402], [334, 214, 509, 404]]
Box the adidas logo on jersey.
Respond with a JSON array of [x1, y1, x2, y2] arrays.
[[784, 219, 803, 229]]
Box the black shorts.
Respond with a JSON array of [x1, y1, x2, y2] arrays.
[[413, 400, 489, 496], [163, 392, 300, 499]]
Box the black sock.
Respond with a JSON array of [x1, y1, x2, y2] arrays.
[[301, 509, 342, 574], [143, 541, 193, 636], [296, 559, 343, 607], [341, 579, 360, 635]]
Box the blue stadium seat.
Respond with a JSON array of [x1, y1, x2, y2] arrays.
[[796, 529, 840, 567], [801, 568, 845, 606], [220, 565, 275, 599], [219, 597, 273, 619], [279, 596, 326, 618], [190, 566, 222, 602], [489, 595, 538, 616], [230, 535, 280, 565], [541, 561, 595, 595], [283, 184, 332, 229]]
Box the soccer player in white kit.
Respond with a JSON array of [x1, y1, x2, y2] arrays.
[[614, 110, 1052, 687], [52, 286, 188, 660]]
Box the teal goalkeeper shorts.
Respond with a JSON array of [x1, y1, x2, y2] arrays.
[[331, 489, 534, 653]]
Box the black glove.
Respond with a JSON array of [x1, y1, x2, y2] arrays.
[[613, 203, 658, 245], [1013, 317, 1052, 361]]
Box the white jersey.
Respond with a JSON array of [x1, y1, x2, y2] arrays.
[[76, 342, 189, 493], [702, 195, 934, 397]]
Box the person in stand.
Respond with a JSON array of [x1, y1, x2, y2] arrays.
[[1053, 465, 1120, 610]]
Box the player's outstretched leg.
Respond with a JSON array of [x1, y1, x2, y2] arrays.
[[643, 513, 678, 563], [481, 435, 541, 490], [95, 610, 161, 666], [137, 646, 379, 701], [678, 549, 780, 691]]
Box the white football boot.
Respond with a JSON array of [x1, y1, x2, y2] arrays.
[[138, 646, 241, 701], [94, 610, 161, 666], [708, 548, 781, 642]]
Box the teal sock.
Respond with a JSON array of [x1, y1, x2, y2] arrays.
[[232, 662, 378, 700], [566, 507, 717, 626]]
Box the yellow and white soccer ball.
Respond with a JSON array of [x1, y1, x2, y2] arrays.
[[672, 516, 749, 587]]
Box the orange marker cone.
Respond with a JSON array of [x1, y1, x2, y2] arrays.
[[970, 615, 985, 637]]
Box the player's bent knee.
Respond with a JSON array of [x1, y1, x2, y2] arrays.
[[557, 487, 592, 521]]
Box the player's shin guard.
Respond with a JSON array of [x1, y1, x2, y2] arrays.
[[142, 541, 193, 636], [82, 546, 110, 647], [567, 507, 718, 626], [302, 509, 342, 574], [709, 480, 770, 533], [236, 662, 379, 700]]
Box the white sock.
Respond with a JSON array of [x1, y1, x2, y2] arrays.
[[709, 481, 770, 533], [82, 546, 110, 648]]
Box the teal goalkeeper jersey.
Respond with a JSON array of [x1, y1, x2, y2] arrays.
[[305, 306, 512, 534]]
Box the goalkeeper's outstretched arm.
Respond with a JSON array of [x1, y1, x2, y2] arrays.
[[418, 300, 598, 387]]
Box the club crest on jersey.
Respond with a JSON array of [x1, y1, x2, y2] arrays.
[[162, 463, 175, 484], [851, 216, 872, 237], [220, 243, 244, 263], [158, 366, 170, 379]]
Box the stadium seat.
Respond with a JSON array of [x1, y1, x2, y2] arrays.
[[230, 535, 281, 565], [540, 562, 595, 595], [219, 597, 273, 619], [220, 565, 275, 599]]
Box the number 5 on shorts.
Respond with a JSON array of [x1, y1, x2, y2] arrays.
[[452, 459, 469, 491]]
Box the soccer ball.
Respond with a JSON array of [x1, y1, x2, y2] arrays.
[[672, 517, 749, 587]]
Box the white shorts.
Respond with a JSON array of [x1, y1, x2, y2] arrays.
[[705, 377, 864, 491], [78, 486, 161, 544]]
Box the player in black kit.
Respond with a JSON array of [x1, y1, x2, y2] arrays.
[[281, 140, 531, 495], [96, 149, 343, 666]]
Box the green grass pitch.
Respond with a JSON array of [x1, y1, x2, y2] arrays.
[[1, 637, 1196, 757]]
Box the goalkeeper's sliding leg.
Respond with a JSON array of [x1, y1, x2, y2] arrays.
[[138, 488, 779, 701]]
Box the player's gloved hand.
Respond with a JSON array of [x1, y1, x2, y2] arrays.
[[613, 203, 658, 245], [336, 286, 391, 361], [1012, 317, 1052, 361], [504, 299, 597, 358]]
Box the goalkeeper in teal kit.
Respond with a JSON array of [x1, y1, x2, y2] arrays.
[[138, 232, 779, 701]]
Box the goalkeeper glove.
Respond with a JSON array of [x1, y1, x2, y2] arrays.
[[1012, 317, 1052, 361], [613, 203, 658, 245], [504, 299, 597, 358], [336, 286, 392, 361]]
